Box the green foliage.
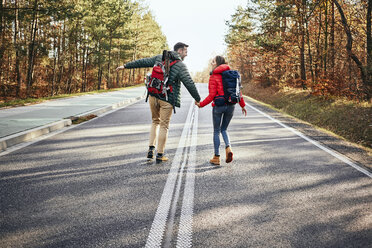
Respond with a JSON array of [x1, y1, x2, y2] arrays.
[[225, 6, 255, 45], [256, 35, 284, 51]]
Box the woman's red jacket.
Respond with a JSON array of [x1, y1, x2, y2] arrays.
[[199, 64, 246, 108]]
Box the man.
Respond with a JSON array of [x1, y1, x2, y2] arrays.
[[116, 42, 201, 162]]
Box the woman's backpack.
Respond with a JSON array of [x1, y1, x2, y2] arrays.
[[214, 70, 242, 106]]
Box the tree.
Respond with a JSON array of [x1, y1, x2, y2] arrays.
[[0, 0, 167, 100], [224, 0, 371, 100], [334, 0, 371, 99]]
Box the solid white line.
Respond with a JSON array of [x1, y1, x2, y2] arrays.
[[145, 101, 195, 248], [177, 106, 198, 248], [164, 124, 192, 248], [246, 102, 372, 178]]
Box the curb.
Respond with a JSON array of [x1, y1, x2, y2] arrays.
[[0, 119, 72, 152], [73, 95, 145, 118], [0, 94, 145, 153]]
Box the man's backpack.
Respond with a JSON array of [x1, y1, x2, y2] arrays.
[[214, 70, 242, 106], [145, 50, 180, 102]]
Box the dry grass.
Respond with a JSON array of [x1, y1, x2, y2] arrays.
[[242, 82, 372, 149], [0, 84, 143, 109], [71, 114, 97, 125]]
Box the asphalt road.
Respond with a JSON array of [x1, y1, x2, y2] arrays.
[[1, 84, 371, 248]]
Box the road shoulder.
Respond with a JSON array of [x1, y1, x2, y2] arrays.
[[243, 95, 372, 171]]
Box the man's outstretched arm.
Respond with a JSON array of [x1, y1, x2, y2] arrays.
[[116, 55, 161, 71]]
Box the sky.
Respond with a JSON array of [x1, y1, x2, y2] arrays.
[[143, 0, 248, 73]]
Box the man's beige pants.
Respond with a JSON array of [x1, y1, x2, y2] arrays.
[[148, 95, 173, 154]]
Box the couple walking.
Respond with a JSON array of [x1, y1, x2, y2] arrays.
[[116, 42, 247, 165]]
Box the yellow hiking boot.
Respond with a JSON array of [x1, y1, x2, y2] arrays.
[[210, 155, 221, 165], [226, 146, 233, 163], [156, 154, 169, 162]]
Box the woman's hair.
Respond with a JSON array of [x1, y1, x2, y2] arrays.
[[215, 56, 226, 66]]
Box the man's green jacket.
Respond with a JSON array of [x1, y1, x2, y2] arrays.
[[125, 51, 201, 108]]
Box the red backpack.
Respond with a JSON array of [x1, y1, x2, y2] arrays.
[[145, 50, 180, 102]]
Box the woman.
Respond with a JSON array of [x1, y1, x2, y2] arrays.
[[196, 56, 247, 165]]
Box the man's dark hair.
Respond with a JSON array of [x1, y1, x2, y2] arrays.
[[215, 55, 226, 66], [174, 42, 189, 51]]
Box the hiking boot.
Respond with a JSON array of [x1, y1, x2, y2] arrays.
[[210, 155, 220, 165], [147, 147, 155, 159], [226, 146, 233, 163], [156, 154, 169, 162]]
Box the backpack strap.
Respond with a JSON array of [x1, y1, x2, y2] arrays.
[[164, 60, 180, 88], [169, 60, 180, 66], [162, 59, 179, 67]]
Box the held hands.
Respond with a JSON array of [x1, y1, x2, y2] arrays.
[[241, 107, 247, 116], [116, 65, 125, 72], [195, 101, 201, 108]]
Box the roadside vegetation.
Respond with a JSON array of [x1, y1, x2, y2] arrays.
[[0, 84, 141, 108], [242, 83, 372, 149], [71, 114, 98, 125], [0, 0, 166, 101], [222, 0, 371, 150], [195, 0, 372, 150]]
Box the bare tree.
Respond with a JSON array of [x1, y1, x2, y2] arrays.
[[333, 0, 371, 100]]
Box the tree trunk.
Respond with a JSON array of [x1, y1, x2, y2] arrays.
[[315, 10, 322, 78], [107, 35, 112, 88], [97, 41, 102, 90], [14, 0, 21, 97], [0, 0, 6, 98], [67, 51, 73, 94], [51, 36, 57, 96], [367, 0, 372, 99], [121, 70, 125, 87], [26, 0, 39, 97], [66, 28, 75, 94], [334, 0, 369, 99], [84, 48, 89, 91], [305, 19, 314, 82], [0, 0, 4, 62], [98, 67, 102, 90], [330, 1, 335, 74], [56, 20, 66, 95], [324, 0, 328, 74], [81, 45, 86, 92], [131, 43, 137, 85], [298, 2, 306, 88]]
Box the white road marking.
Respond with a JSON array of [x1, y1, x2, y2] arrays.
[[145, 102, 195, 248], [177, 107, 198, 248], [246, 102, 372, 178], [164, 123, 192, 248]]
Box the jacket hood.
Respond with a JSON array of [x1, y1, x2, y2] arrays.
[[213, 64, 230, 74]]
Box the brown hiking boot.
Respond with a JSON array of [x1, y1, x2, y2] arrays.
[[210, 155, 221, 165], [156, 154, 169, 162], [226, 146, 233, 163]]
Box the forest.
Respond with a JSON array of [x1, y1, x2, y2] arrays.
[[1, 0, 371, 103], [0, 0, 167, 100], [224, 0, 372, 101]]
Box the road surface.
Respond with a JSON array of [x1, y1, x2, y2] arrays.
[[1, 84, 371, 248]]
